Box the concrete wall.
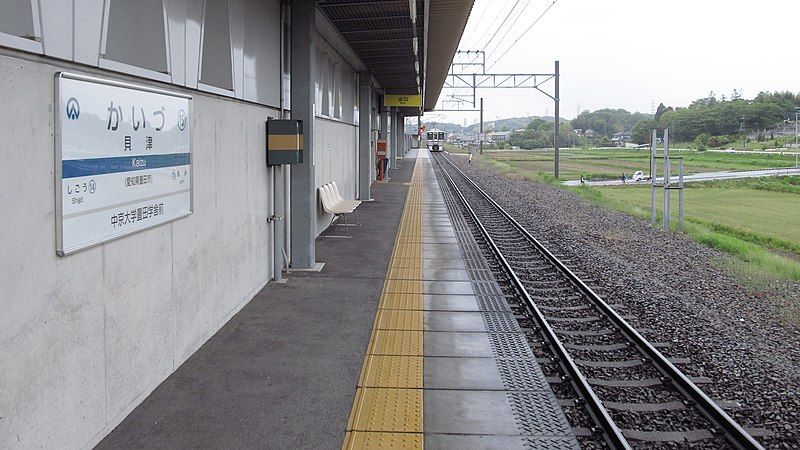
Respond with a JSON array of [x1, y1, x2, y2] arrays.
[[312, 31, 360, 236], [0, 52, 278, 449], [314, 117, 359, 235]]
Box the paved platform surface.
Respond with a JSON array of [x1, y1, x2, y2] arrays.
[[98, 150, 578, 450], [562, 166, 800, 186], [343, 150, 578, 449], [97, 157, 415, 449]]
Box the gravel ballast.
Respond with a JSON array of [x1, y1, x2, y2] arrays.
[[450, 154, 800, 448]]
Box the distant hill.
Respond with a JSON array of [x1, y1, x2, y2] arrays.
[[465, 116, 557, 133], [404, 121, 461, 134], [404, 115, 549, 134]]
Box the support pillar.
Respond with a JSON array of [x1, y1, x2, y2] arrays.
[[554, 60, 560, 179], [479, 98, 484, 155], [380, 103, 388, 169], [358, 72, 372, 200], [289, 0, 316, 269], [393, 109, 400, 165], [663, 128, 671, 231]]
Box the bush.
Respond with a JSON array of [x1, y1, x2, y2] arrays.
[[694, 133, 710, 151], [707, 134, 733, 148]]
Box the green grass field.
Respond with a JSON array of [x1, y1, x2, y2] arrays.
[[480, 149, 800, 291], [597, 184, 800, 254], [482, 148, 797, 182]]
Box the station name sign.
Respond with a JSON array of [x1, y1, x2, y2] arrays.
[[384, 94, 421, 107], [55, 72, 192, 256]]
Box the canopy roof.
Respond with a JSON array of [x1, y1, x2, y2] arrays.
[[318, 0, 474, 114]]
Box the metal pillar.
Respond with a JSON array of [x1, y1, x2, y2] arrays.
[[396, 111, 404, 157], [358, 71, 372, 200], [554, 60, 560, 179], [678, 159, 685, 232], [387, 108, 393, 168], [273, 165, 284, 281], [650, 129, 657, 225], [393, 109, 400, 165], [479, 97, 484, 155], [795, 111, 798, 167], [289, 0, 316, 268], [380, 102, 388, 140], [663, 128, 671, 231]]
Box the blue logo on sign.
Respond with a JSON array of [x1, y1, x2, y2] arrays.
[[66, 97, 80, 120]]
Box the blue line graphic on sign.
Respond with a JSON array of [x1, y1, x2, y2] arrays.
[[62, 153, 191, 178]]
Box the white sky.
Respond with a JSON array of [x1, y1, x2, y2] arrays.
[[428, 0, 800, 126]]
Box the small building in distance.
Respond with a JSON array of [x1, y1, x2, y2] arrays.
[[489, 131, 512, 142], [612, 130, 632, 146]]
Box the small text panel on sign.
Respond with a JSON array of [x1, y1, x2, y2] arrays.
[[384, 94, 421, 107]]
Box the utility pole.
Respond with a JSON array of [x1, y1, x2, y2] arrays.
[[479, 97, 484, 155], [795, 108, 799, 167], [554, 60, 560, 179], [741, 115, 747, 151], [650, 129, 657, 225], [663, 128, 671, 231]]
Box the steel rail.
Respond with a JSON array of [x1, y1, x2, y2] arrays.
[[432, 153, 631, 449], [435, 153, 764, 450]]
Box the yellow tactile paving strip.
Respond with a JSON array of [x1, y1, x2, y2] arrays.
[[343, 157, 425, 449]]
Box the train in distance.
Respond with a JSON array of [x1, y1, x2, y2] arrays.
[[425, 129, 446, 152]]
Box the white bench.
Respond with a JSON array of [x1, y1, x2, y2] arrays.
[[319, 181, 361, 237]]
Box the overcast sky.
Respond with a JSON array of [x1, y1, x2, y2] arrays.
[[427, 0, 800, 126]]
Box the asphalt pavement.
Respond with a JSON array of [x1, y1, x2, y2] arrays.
[[562, 167, 800, 187]]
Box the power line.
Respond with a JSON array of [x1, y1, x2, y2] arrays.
[[485, 0, 537, 57], [478, 0, 523, 54], [459, 0, 493, 49], [469, 0, 516, 54], [487, 0, 561, 71], [461, 0, 521, 70]]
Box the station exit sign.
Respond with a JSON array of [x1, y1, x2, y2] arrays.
[[384, 94, 421, 107]]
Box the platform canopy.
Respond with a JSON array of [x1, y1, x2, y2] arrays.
[[318, 0, 474, 114]]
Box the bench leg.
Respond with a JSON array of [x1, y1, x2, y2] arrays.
[[321, 213, 353, 239]]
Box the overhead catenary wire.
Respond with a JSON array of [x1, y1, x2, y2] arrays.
[[487, 0, 561, 71], [461, 0, 510, 51], [485, 0, 537, 57], [464, 0, 516, 57], [459, 0, 493, 50], [478, 0, 523, 54], [459, 0, 523, 74]]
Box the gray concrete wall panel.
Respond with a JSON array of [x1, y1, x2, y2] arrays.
[[73, 0, 104, 66], [0, 0, 35, 37], [199, 0, 234, 91], [314, 118, 358, 235], [103, 0, 169, 73], [4, 0, 282, 107], [185, 0, 203, 89], [242, 0, 280, 106], [165, 0, 187, 86], [230, 0, 246, 99], [40, 0, 74, 60], [0, 54, 277, 449]]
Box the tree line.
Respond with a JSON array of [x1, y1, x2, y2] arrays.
[[506, 91, 799, 150], [649, 91, 799, 144]]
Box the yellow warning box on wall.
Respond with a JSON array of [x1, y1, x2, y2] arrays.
[[384, 94, 421, 107]]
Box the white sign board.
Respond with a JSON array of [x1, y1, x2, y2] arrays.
[[55, 72, 192, 256]]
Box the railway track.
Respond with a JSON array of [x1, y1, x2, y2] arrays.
[[431, 152, 763, 450]]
